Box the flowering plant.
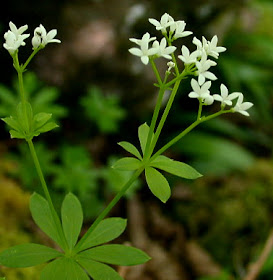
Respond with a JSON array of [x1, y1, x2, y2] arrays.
[[0, 13, 253, 280]]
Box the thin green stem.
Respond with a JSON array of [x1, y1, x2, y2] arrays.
[[150, 109, 232, 162], [27, 139, 69, 251], [143, 85, 166, 161], [147, 79, 181, 158], [150, 59, 162, 86], [15, 59, 68, 251], [74, 167, 145, 253], [197, 101, 203, 120], [150, 119, 201, 162], [22, 47, 41, 71]]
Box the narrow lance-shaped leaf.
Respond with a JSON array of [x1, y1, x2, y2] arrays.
[[118, 141, 142, 160], [30, 193, 65, 249], [0, 243, 62, 268], [16, 102, 33, 133], [33, 112, 52, 130], [9, 129, 26, 139], [35, 122, 58, 134], [150, 155, 202, 179], [1, 116, 23, 132], [77, 218, 127, 252], [76, 257, 123, 280], [41, 257, 89, 280], [61, 193, 83, 249], [78, 244, 151, 266], [145, 166, 171, 203], [138, 123, 154, 156], [112, 157, 142, 171]]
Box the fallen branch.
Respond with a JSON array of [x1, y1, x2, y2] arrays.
[[244, 229, 273, 280]]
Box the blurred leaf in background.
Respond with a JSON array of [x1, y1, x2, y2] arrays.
[[100, 156, 141, 198], [80, 86, 126, 133], [0, 72, 67, 122], [52, 145, 103, 219], [173, 131, 255, 176]]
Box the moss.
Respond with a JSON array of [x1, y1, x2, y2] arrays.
[[0, 163, 42, 280]]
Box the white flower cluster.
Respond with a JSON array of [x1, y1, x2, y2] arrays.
[[3, 22, 61, 55], [129, 13, 253, 116]]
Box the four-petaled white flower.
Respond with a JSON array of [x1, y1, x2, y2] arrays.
[[189, 78, 212, 102], [170, 20, 192, 39], [193, 36, 226, 59], [213, 84, 240, 107], [32, 24, 61, 49], [232, 93, 253, 116], [129, 32, 158, 65], [3, 22, 30, 54], [206, 35, 226, 59], [178, 45, 200, 65], [148, 13, 175, 34], [195, 52, 217, 85], [152, 38, 176, 60]]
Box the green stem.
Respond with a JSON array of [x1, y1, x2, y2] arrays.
[[150, 109, 232, 162], [150, 119, 201, 162], [22, 47, 41, 71], [15, 58, 68, 251], [150, 59, 162, 86], [197, 101, 203, 120], [74, 167, 144, 253], [27, 139, 68, 251], [143, 85, 165, 161], [147, 79, 181, 158]]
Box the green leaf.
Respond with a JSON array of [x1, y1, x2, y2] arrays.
[[9, 129, 25, 139], [1, 116, 23, 132], [0, 243, 62, 268], [118, 141, 142, 160], [41, 257, 89, 280], [33, 112, 52, 129], [76, 257, 123, 280], [35, 122, 58, 134], [61, 193, 83, 249], [30, 193, 65, 249], [16, 102, 33, 132], [78, 218, 126, 251], [78, 244, 151, 266], [145, 167, 171, 203], [138, 123, 153, 155], [112, 157, 142, 171], [150, 155, 202, 179]]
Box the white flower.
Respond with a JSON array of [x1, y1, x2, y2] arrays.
[[148, 13, 174, 34], [189, 78, 212, 101], [129, 32, 157, 64], [3, 22, 30, 54], [232, 93, 253, 116], [170, 20, 192, 39], [178, 45, 201, 64], [167, 61, 175, 72], [193, 35, 226, 59], [152, 38, 176, 60], [196, 52, 217, 85], [206, 35, 226, 59], [193, 36, 208, 53], [32, 24, 61, 49], [213, 84, 240, 107]]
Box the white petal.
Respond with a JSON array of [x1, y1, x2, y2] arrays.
[[220, 84, 228, 98], [129, 48, 143, 56], [141, 55, 149, 65], [191, 79, 200, 93]]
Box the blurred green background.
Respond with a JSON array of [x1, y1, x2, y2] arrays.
[[0, 0, 273, 279]]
